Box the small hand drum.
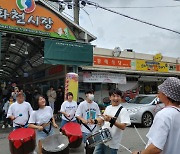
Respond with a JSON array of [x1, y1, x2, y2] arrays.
[[86, 128, 112, 147], [8, 128, 36, 154], [41, 134, 69, 154]]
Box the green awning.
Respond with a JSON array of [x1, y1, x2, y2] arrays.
[[44, 40, 93, 66]]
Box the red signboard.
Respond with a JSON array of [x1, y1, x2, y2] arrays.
[[94, 56, 131, 68], [48, 65, 63, 75], [176, 64, 180, 71]]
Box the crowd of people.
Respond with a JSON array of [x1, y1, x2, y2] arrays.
[[0, 86, 64, 128], [0, 77, 180, 154]]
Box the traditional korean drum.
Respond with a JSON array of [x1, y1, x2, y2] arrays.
[[8, 128, 36, 154], [61, 122, 82, 148], [41, 134, 69, 154]]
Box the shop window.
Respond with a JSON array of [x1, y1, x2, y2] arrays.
[[127, 77, 138, 81]]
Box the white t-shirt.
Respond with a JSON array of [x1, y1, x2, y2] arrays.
[[146, 107, 180, 154], [102, 104, 131, 150], [28, 106, 53, 125], [60, 100, 77, 121], [7, 101, 33, 127], [75, 100, 101, 133]]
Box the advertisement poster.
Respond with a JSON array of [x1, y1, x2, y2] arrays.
[[65, 73, 78, 102]]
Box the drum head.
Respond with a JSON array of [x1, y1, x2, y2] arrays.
[[8, 128, 36, 154], [8, 128, 35, 142], [62, 122, 82, 137], [41, 134, 69, 152]]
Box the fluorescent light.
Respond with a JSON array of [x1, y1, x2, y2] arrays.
[[24, 50, 28, 55], [5, 55, 10, 60], [10, 43, 16, 47]]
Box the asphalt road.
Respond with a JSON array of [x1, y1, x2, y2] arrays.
[[0, 123, 149, 154]]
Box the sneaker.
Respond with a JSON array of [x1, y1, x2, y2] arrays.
[[8, 124, 11, 128], [2, 125, 5, 129]]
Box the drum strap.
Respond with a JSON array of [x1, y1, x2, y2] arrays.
[[81, 122, 96, 133], [42, 118, 52, 135], [14, 121, 28, 128], [64, 114, 75, 121], [110, 106, 123, 128]]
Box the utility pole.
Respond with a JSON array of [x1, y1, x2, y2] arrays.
[[73, 0, 79, 74], [74, 0, 80, 25]]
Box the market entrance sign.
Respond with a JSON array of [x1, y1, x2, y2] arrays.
[[0, 0, 76, 40]]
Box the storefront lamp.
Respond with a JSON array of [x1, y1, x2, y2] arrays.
[[10, 35, 16, 47], [5, 55, 10, 60]]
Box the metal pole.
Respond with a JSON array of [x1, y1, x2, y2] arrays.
[[73, 0, 79, 73], [74, 0, 80, 25]]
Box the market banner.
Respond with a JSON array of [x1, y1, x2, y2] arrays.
[[83, 72, 126, 84], [0, 0, 76, 40], [65, 73, 78, 102], [44, 39, 93, 66]]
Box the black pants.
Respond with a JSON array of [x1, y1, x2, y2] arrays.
[[3, 113, 11, 125]]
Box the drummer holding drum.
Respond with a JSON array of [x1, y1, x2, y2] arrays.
[[92, 89, 131, 154], [60, 92, 78, 128], [28, 95, 58, 154], [7, 92, 33, 130], [76, 90, 101, 154]]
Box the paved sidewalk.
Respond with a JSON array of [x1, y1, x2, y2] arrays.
[[0, 124, 149, 154]]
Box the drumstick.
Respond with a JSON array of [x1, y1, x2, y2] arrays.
[[119, 144, 132, 153], [134, 125, 146, 145], [14, 114, 23, 119]]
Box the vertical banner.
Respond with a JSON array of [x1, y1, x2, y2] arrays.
[[0, 32, 1, 62], [65, 73, 78, 102]]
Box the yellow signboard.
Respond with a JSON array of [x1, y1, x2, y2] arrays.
[[158, 62, 168, 72], [136, 60, 148, 71], [136, 60, 168, 72], [153, 53, 163, 62], [65, 73, 78, 102]]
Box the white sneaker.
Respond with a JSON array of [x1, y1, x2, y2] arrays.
[[2, 125, 5, 129], [8, 124, 11, 128]]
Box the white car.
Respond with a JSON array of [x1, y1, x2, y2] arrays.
[[122, 95, 164, 127]]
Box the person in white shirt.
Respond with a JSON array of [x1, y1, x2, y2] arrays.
[[93, 88, 131, 154], [28, 95, 58, 154], [60, 92, 77, 128], [2, 96, 14, 128], [7, 92, 33, 130], [11, 87, 19, 101], [76, 90, 101, 153], [133, 77, 180, 154], [47, 86, 57, 113]]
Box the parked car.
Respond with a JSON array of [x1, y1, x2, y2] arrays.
[[122, 95, 164, 127]]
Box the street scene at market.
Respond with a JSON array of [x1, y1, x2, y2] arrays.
[[0, 0, 180, 154]]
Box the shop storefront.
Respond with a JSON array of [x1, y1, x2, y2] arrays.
[[81, 48, 180, 102]]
